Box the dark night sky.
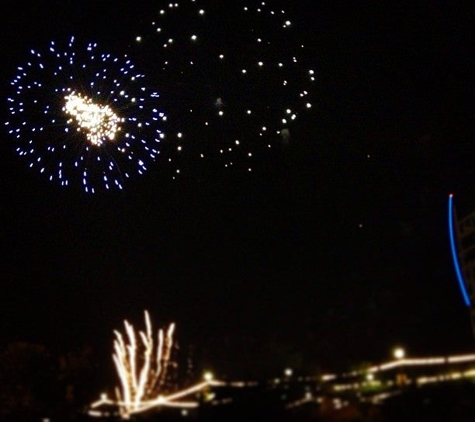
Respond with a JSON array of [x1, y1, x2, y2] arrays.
[[1, 0, 475, 377]]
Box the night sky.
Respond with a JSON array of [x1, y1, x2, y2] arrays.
[[1, 0, 475, 378]]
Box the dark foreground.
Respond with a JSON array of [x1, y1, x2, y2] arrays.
[[2, 379, 475, 422]]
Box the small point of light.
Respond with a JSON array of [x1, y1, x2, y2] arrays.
[[393, 347, 405, 360]]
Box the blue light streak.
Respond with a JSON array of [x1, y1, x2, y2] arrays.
[[448, 194, 471, 306]]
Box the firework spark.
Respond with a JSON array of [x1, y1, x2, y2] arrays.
[[90, 311, 223, 419]]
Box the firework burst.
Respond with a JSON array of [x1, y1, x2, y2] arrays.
[[133, 0, 315, 175], [6, 36, 167, 193]]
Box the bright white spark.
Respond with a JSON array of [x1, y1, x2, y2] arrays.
[[64, 92, 122, 146]]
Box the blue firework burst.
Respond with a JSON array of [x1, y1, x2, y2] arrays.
[[6, 36, 167, 193]]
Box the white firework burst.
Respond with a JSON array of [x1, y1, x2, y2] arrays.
[[133, 0, 315, 175]]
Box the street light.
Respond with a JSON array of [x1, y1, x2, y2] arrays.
[[201, 372, 215, 404], [203, 371, 214, 382], [393, 347, 406, 386]]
